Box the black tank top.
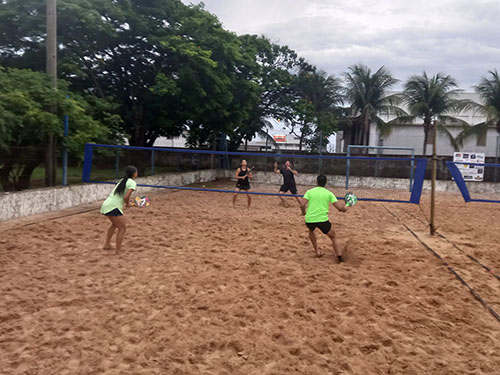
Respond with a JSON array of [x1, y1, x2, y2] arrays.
[[237, 168, 250, 187]]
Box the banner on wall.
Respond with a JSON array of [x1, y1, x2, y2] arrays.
[[453, 152, 485, 181], [273, 135, 287, 142]]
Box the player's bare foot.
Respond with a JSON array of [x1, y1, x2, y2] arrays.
[[316, 251, 324, 258], [103, 245, 113, 250]]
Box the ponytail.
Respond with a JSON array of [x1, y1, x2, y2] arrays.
[[114, 165, 137, 196]]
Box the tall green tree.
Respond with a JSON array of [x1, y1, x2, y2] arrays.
[[281, 66, 343, 151], [456, 69, 500, 147], [343, 64, 402, 148], [225, 35, 303, 151], [0, 0, 253, 147], [476, 69, 500, 134], [0, 67, 112, 191], [400, 72, 474, 154]]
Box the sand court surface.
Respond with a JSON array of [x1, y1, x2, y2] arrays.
[[1, 182, 500, 374]]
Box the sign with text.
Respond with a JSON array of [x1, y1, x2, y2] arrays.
[[453, 152, 485, 181]]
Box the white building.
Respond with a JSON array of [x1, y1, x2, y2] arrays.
[[337, 92, 500, 157]]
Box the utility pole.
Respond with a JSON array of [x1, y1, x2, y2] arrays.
[[430, 120, 438, 235], [46, 0, 57, 186]]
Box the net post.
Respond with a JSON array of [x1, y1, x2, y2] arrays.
[[151, 150, 155, 176], [430, 121, 438, 235], [82, 143, 93, 182], [495, 135, 500, 182], [62, 104, 69, 186], [446, 161, 472, 202], [346, 145, 351, 190], [409, 158, 428, 204], [410, 149, 415, 192]]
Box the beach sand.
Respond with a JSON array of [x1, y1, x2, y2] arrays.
[[1, 182, 500, 374]]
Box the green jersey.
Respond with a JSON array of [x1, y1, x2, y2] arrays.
[[303, 186, 338, 223], [100, 178, 136, 214]]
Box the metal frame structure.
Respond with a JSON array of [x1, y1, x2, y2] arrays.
[[447, 161, 500, 203], [82, 143, 428, 204], [346, 145, 416, 192]]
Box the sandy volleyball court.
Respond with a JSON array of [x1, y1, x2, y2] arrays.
[[1, 182, 500, 374]]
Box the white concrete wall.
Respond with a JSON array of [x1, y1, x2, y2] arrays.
[[0, 169, 218, 222]]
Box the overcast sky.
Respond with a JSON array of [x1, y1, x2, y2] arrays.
[[182, 0, 500, 91]]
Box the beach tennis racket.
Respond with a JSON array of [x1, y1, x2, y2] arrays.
[[344, 192, 357, 207], [131, 196, 151, 208]]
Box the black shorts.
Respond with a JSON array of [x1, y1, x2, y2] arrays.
[[306, 221, 332, 234], [236, 183, 250, 191], [279, 184, 297, 195], [104, 208, 123, 217]]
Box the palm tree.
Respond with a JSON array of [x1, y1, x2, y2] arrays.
[[456, 70, 500, 147], [343, 64, 403, 148], [283, 67, 344, 151], [400, 72, 474, 155]]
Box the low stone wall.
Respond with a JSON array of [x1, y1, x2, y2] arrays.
[[0, 169, 218, 222]]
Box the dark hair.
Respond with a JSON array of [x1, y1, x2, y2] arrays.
[[114, 165, 137, 195], [317, 175, 327, 187]]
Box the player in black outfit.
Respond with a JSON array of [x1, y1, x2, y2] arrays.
[[233, 159, 253, 208], [274, 160, 300, 207]]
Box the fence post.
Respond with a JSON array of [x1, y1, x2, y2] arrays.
[[495, 136, 500, 182], [62, 108, 69, 186], [410, 149, 415, 192], [346, 146, 351, 190], [151, 150, 155, 176]]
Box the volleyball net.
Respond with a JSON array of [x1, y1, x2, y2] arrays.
[[447, 161, 500, 203], [82, 143, 428, 204]]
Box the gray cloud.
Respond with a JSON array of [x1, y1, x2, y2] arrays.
[[182, 0, 500, 90]]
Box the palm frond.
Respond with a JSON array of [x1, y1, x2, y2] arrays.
[[455, 122, 489, 148], [373, 116, 393, 138], [437, 123, 460, 152], [438, 115, 470, 127], [386, 115, 416, 125]]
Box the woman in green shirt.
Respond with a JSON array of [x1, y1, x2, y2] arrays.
[[101, 165, 138, 254]]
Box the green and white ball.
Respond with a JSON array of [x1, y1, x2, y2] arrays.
[[345, 192, 357, 207]]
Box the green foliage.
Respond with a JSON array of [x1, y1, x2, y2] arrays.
[[0, 0, 346, 163], [474, 70, 500, 134], [400, 72, 474, 154], [343, 64, 402, 147], [278, 66, 343, 151], [0, 67, 111, 190]]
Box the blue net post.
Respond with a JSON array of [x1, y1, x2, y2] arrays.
[[410, 150, 415, 192], [82, 144, 93, 182], [409, 158, 428, 204], [446, 161, 472, 202], [495, 136, 500, 182]]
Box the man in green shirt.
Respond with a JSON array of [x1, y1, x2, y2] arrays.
[[300, 175, 349, 262]]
